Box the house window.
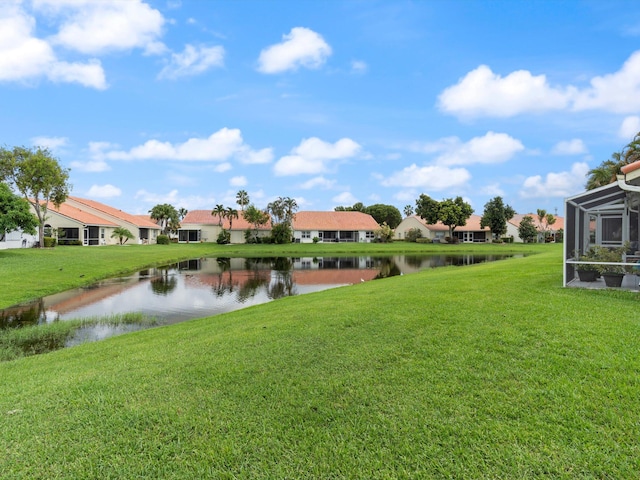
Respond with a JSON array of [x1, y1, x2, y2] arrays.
[[601, 215, 622, 245], [365, 231, 375, 239], [301, 231, 311, 239], [100, 228, 105, 239]]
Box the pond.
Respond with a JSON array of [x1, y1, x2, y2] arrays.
[[0, 254, 519, 347]]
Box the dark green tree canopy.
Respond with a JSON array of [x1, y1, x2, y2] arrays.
[[335, 202, 402, 228], [0, 146, 71, 247], [0, 182, 38, 238], [149, 203, 180, 235], [243, 204, 270, 242], [364, 204, 402, 229], [518, 215, 537, 243], [415, 194, 473, 239], [480, 196, 515, 238], [236, 190, 250, 211]]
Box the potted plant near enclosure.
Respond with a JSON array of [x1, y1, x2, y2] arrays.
[[574, 247, 600, 282], [594, 243, 629, 288]]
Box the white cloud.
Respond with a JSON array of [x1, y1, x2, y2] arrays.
[[520, 162, 590, 199], [410, 132, 524, 166], [438, 65, 571, 118], [31, 136, 68, 150], [332, 191, 358, 206], [104, 128, 270, 163], [257, 27, 331, 74], [237, 147, 274, 164], [298, 176, 336, 189], [230, 176, 247, 187], [439, 50, 640, 118], [0, 5, 107, 89], [572, 51, 640, 113], [133, 189, 217, 211], [158, 44, 224, 79], [351, 60, 367, 74], [39, 0, 167, 55], [70, 159, 110, 172], [274, 137, 361, 176], [480, 183, 505, 196], [381, 164, 471, 190], [551, 139, 587, 155], [214, 163, 232, 173], [619, 116, 640, 139], [87, 184, 121, 198]]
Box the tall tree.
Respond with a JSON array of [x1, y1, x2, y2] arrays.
[[0, 146, 71, 247], [403, 205, 413, 217], [365, 204, 402, 229], [212, 204, 226, 227], [0, 182, 38, 239], [178, 207, 188, 220], [243, 204, 270, 241], [518, 215, 537, 243], [236, 190, 250, 212], [536, 209, 556, 242], [415, 194, 473, 240], [149, 203, 179, 235], [480, 196, 515, 239], [226, 207, 239, 229]]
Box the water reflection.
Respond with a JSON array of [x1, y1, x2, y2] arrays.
[[0, 254, 518, 340]]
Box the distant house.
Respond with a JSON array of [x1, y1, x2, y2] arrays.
[[0, 229, 38, 249], [291, 211, 379, 243], [30, 197, 161, 246], [44, 201, 119, 245], [394, 214, 490, 243], [64, 197, 161, 244], [506, 214, 564, 243], [178, 210, 272, 244]]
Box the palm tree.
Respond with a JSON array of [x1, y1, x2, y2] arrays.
[[178, 208, 188, 220], [212, 204, 226, 227], [404, 205, 413, 217], [236, 190, 249, 212], [586, 132, 640, 190], [282, 196, 298, 225], [226, 207, 239, 229], [111, 226, 134, 245]]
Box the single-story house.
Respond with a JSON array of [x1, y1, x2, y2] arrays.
[[394, 214, 490, 243], [44, 201, 120, 245], [63, 197, 162, 244], [564, 161, 640, 288], [291, 211, 379, 243], [178, 210, 272, 244], [506, 214, 564, 243]]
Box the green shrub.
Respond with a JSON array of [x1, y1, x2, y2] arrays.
[[43, 237, 56, 248], [313, 237, 319, 243], [404, 228, 423, 242], [157, 234, 170, 245], [217, 229, 231, 244], [416, 237, 432, 244]]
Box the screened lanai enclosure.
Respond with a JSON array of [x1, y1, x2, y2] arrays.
[[564, 162, 640, 290]]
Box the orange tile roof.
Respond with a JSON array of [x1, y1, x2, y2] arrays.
[[510, 213, 564, 231], [292, 211, 379, 230], [411, 214, 489, 232], [621, 160, 640, 174], [181, 210, 272, 230], [68, 197, 161, 229], [48, 202, 118, 226]]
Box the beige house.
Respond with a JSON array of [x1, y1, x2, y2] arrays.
[[291, 211, 379, 243], [394, 214, 490, 243], [506, 214, 564, 243], [37, 197, 161, 245], [178, 210, 272, 244]]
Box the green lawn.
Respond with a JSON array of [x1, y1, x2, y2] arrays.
[[2, 243, 639, 478]]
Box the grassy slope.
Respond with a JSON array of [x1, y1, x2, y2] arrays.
[[2, 244, 640, 478]]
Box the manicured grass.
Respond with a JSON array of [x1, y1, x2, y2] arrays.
[[1, 243, 640, 478]]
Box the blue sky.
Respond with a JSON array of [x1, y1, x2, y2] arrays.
[[2, 0, 640, 217]]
